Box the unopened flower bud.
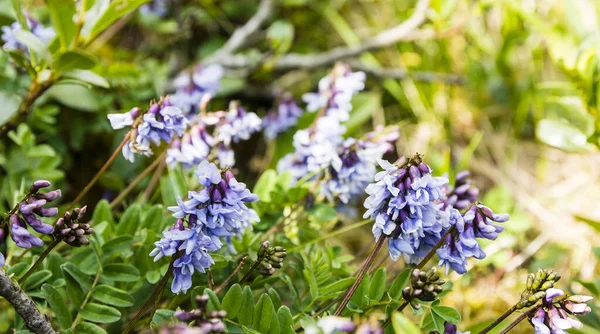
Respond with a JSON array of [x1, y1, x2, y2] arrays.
[[31, 180, 51, 193]]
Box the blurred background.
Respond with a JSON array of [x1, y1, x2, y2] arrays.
[[1, 0, 599, 332]]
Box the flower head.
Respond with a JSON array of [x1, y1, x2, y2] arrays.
[[263, 95, 303, 139], [442, 171, 479, 210], [529, 288, 593, 334], [2, 16, 55, 52], [166, 124, 216, 169], [215, 102, 262, 146], [170, 65, 223, 116]]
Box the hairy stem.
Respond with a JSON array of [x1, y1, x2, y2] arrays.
[[499, 306, 540, 334], [479, 305, 518, 334], [67, 134, 130, 211], [333, 236, 387, 316], [18, 238, 61, 283], [214, 256, 248, 294], [122, 256, 176, 334], [0, 269, 56, 334], [381, 301, 409, 329]]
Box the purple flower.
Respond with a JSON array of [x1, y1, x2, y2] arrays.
[[215, 103, 262, 146], [302, 64, 365, 122], [2, 16, 55, 52], [443, 322, 469, 334], [363, 157, 449, 263], [107, 107, 139, 130], [166, 124, 216, 169], [529, 288, 592, 334], [263, 95, 303, 139], [442, 171, 480, 210], [170, 65, 224, 116], [10, 215, 44, 249], [306, 316, 356, 334]]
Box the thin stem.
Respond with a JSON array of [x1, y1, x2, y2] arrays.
[[381, 301, 409, 329], [109, 151, 165, 209], [498, 306, 540, 334], [141, 156, 166, 202], [214, 256, 247, 294], [207, 269, 214, 290], [479, 305, 518, 334], [1, 193, 31, 225], [18, 238, 61, 283], [333, 236, 387, 316], [71, 268, 102, 330], [67, 134, 130, 211], [0, 78, 54, 138], [121, 256, 176, 334], [238, 260, 261, 285]]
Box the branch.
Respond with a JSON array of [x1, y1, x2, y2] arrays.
[[347, 61, 466, 85], [0, 78, 54, 139], [0, 270, 57, 334], [204, 0, 274, 64], [205, 0, 431, 70]]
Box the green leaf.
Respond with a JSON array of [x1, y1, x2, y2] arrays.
[[320, 277, 355, 296], [141, 205, 164, 230], [203, 289, 221, 311], [368, 268, 387, 302], [92, 200, 114, 225], [0, 92, 22, 127], [42, 284, 72, 329], [268, 288, 281, 310], [61, 263, 92, 291], [303, 269, 319, 301], [116, 204, 141, 236], [88, 0, 149, 40], [422, 310, 444, 333], [253, 169, 277, 203], [389, 269, 411, 300], [574, 215, 600, 233], [391, 312, 420, 334], [221, 284, 243, 319], [55, 50, 97, 73], [536, 119, 595, 152], [252, 294, 275, 333], [62, 69, 110, 88], [239, 286, 254, 325], [431, 306, 461, 324], [93, 285, 135, 307], [267, 20, 294, 54], [241, 325, 261, 334], [6, 50, 35, 76], [277, 306, 294, 334], [102, 264, 140, 282], [74, 322, 107, 334], [80, 303, 121, 323], [45, 0, 77, 49], [48, 84, 102, 112], [152, 309, 175, 326], [14, 30, 48, 57], [101, 236, 134, 260]]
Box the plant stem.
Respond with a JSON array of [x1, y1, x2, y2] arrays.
[[109, 151, 165, 209], [141, 156, 167, 202], [238, 260, 261, 285], [71, 268, 102, 330], [381, 301, 409, 329], [414, 226, 455, 270], [67, 134, 130, 211], [122, 256, 176, 334], [18, 238, 61, 283], [498, 306, 540, 334], [0, 192, 32, 226], [479, 305, 518, 334], [288, 219, 371, 252], [333, 236, 387, 316], [0, 78, 54, 138], [214, 256, 247, 294]]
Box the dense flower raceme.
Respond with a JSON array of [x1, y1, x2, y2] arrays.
[[321, 126, 399, 205], [107, 98, 188, 162], [443, 322, 469, 334], [363, 157, 451, 264], [1, 16, 55, 51], [170, 65, 224, 116], [150, 161, 259, 293], [0, 180, 61, 267], [306, 316, 382, 334], [436, 203, 508, 274], [303, 63, 366, 122], [442, 171, 480, 210], [263, 94, 303, 139], [167, 123, 216, 170], [530, 288, 592, 334]]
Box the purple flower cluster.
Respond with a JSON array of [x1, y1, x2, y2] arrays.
[[531, 289, 592, 333], [170, 65, 224, 116], [214, 103, 262, 147], [1, 16, 55, 51], [436, 203, 508, 274], [167, 123, 215, 169], [442, 171, 479, 210], [263, 95, 303, 139], [363, 157, 450, 263], [107, 98, 188, 162], [276, 115, 346, 182], [0, 181, 61, 267], [443, 322, 469, 334], [303, 63, 366, 122], [150, 161, 259, 293], [322, 126, 399, 204], [306, 316, 382, 334]]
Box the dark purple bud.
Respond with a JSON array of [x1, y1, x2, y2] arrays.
[[211, 185, 224, 202], [60, 228, 72, 235], [224, 170, 235, 182], [78, 237, 89, 245], [75, 229, 85, 236], [175, 311, 196, 322], [66, 236, 76, 243], [492, 213, 509, 222], [0, 229, 4, 241], [397, 182, 405, 194], [418, 163, 430, 175], [455, 171, 470, 182], [20, 199, 46, 215], [454, 199, 471, 209], [148, 103, 160, 114], [404, 177, 412, 190], [31, 180, 51, 192], [444, 322, 458, 334], [453, 184, 470, 195], [64, 212, 72, 222], [85, 228, 94, 234], [78, 205, 87, 219], [129, 107, 140, 118], [409, 165, 420, 180], [71, 223, 79, 230], [397, 168, 407, 180], [10, 221, 44, 248], [36, 190, 61, 201]]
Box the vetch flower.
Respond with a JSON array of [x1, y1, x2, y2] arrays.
[[107, 107, 140, 130], [170, 65, 224, 116], [303, 63, 365, 122], [263, 95, 303, 139], [214, 102, 262, 146], [2, 16, 55, 51], [363, 155, 450, 263], [528, 288, 593, 334], [442, 171, 479, 210], [166, 123, 216, 169]]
